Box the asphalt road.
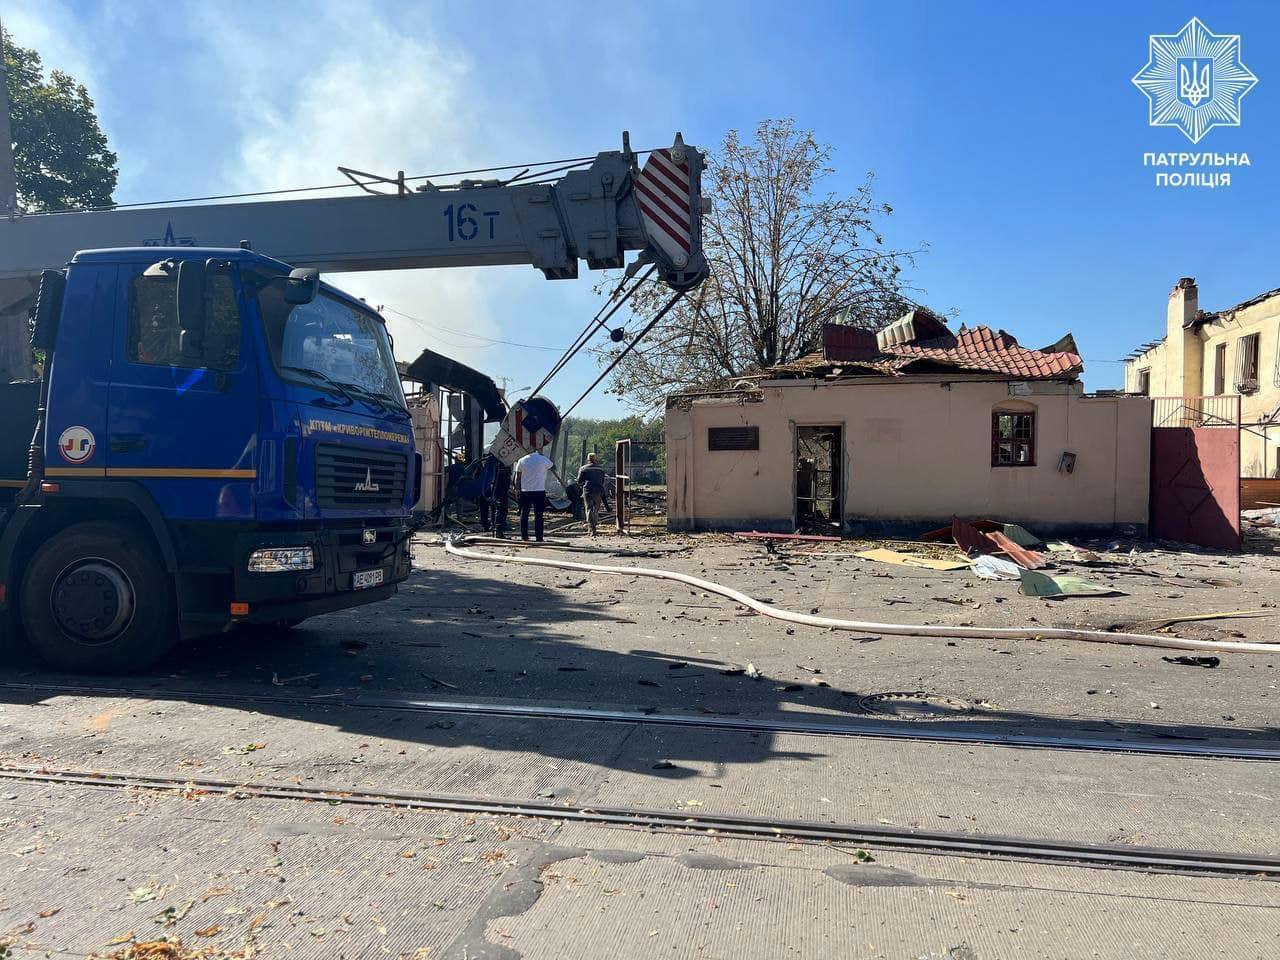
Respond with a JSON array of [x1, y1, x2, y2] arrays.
[[1, 532, 1278, 958]]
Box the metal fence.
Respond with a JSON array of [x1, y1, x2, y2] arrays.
[[1151, 395, 1241, 429]]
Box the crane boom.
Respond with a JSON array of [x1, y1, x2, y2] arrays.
[[0, 134, 707, 291]]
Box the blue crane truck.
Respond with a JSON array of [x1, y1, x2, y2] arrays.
[[0, 248, 418, 671], [0, 134, 708, 672]]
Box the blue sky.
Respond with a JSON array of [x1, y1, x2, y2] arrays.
[[8, 0, 1279, 416]]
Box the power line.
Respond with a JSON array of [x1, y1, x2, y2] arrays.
[[530, 264, 656, 398], [21, 147, 672, 216], [562, 287, 688, 418], [383, 306, 560, 351]]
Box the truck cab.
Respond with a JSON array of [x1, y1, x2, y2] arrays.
[[0, 247, 417, 671]]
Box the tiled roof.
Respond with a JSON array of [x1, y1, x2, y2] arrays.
[[891, 326, 1082, 379], [763, 321, 1083, 382]]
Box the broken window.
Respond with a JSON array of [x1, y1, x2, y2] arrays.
[[1136, 368, 1150, 396], [708, 426, 759, 451], [1214, 343, 1227, 395], [1236, 333, 1260, 392], [991, 412, 1035, 467]]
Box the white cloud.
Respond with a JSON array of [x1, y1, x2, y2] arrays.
[[192, 1, 530, 373], [2, 1, 97, 87]]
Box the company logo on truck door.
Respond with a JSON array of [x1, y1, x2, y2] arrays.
[[57, 426, 96, 464], [354, 468, 381, 493], [304, 419, 412, 445]]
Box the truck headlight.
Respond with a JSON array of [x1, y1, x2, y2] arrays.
[[248, 547, 315, 573]]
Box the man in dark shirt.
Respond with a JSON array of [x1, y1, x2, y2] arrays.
[[576, 453, 609, 536]]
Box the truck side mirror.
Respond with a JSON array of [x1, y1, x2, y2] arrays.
[[284, 268, 320, 305], [176, 259, 208, 361]]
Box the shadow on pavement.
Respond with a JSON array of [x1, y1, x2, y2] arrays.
[[1, 561, 1276, 780]]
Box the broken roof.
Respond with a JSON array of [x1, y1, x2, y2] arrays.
[[763, 314, 1083, 382], [403, 348, 507, 422], [1126, 284, 1280, 360]]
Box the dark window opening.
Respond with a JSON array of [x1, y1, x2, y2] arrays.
[[708, 426, 759, 451], [1214, 343, 1227, 395], [1136, 368, 1150, 396], [128, 270, 241, 370], [795, 425, 842, 530], [992, 411, 1036, 467], [1236, 333, 1260, 392]]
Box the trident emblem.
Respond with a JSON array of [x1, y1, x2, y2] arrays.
[[1179, 59, 1211, 106]]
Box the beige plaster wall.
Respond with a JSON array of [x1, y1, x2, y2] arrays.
[[1125, 284, 1280, 477], [666, 377, 1152, 532]]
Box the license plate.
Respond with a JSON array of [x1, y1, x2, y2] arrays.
[[352, 568, 384, 590]]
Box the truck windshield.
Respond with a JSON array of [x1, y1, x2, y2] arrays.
[[257, 280, 405, 409]]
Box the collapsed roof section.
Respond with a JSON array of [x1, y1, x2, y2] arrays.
[[764, 310, 1083, 382], [402, 348, 508, 422]]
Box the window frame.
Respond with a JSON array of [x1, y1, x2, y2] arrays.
[[1136, 368, 1151, 396], [126, 264, 244, 372], [991, 411, 1036, 468], [251, 271, 406, 409], [1236, 332, 1260, 392]]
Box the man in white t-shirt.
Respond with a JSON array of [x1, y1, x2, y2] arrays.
[[514, 448, 554, 542]]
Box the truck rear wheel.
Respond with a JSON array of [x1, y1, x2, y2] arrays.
[[20, 521, 177, 673]]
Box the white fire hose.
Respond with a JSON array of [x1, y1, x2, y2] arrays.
[[444, 535, 1279, 655]]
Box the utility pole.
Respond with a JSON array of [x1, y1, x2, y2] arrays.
[[0, 19, 18, 215]]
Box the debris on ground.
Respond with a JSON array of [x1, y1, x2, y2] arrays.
[[853, 547, 971, 571], [1045, 541, 1103, 563], [1161, 655, 1221, 668], [1129, 609, 1275, 632], [999, 523, 1043, 549], [1019, 569, 1124, 598], [923, 518, 1046, 569], [971, 555, 1022, 581], [734, 531, 841, 543]]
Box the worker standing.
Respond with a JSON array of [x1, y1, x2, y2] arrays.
[[476, 454, 511, 538], [576, 452, 610, 537], [514, 447, 554, 542]]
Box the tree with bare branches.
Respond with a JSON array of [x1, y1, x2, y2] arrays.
[[598, 119, 920, 409]]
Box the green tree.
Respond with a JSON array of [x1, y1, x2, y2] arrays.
[[2, 27, 117, 211], [558, 415, 666, 479]]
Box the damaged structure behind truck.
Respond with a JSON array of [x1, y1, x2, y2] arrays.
[[666, 310, 1153, 536]]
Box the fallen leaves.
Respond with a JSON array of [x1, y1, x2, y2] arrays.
[[221, 744, 266, 756], [152, 901, 194, 927], [96, 940, 244, 960]]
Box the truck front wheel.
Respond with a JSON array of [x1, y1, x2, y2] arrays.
[[20, 521, 177, 673]]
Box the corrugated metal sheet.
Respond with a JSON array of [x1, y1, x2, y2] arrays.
[[875, 309, 951, 351]]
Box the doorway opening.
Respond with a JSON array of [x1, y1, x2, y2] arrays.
[[795, 425, 843, 531]]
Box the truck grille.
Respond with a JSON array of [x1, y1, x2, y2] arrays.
[[315, 443, 407, 509]]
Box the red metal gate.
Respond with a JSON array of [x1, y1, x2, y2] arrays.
[[1149, 397, 1240, 550]]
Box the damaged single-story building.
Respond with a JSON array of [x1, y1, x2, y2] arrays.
[[665, 311, 1153, 535]]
